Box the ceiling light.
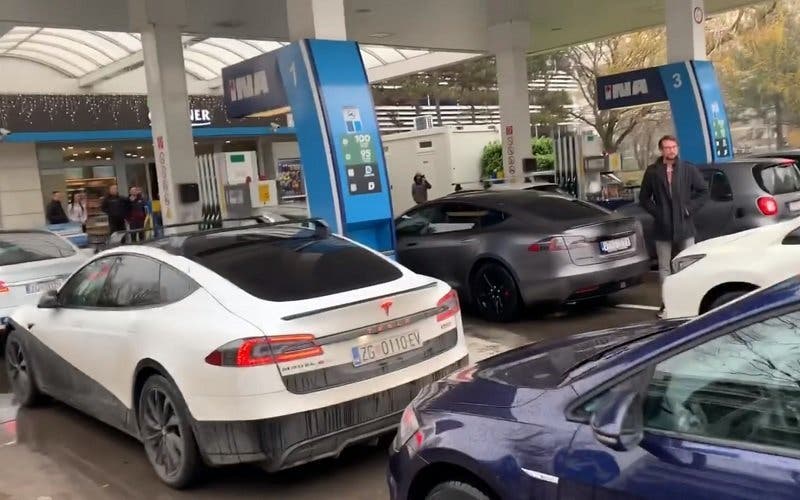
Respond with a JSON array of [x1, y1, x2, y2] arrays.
[[69, 159, 75, 162], [139, 155, 145, 158], [225, 140, 231, 144], [67, 146, 73, 149], [72, 153, 78, 156], [105, 157, 111, 160], [95, 156, 102, 159], [137, 146, 143, 150], [84, 150, 90, 154], [100, 147, 106, 151], [369, 32, 392, 38]]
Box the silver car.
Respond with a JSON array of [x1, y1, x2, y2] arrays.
[[0, 230, 87, 339], [395, 190, 651, 322]]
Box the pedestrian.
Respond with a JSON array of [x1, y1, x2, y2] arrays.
[[639, 135, 709, 317], [412, 173, 431, 205], [101, 184, 130, 238], [67, 191, 88, 232], [45, 190, 69, 225], [127, 186, 148, 242]]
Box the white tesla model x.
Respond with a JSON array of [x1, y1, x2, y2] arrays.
[[4, 219, 468, 488]]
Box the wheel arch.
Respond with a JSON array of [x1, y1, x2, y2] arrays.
[[699, 281, 760, 314], [131, 358, 182, 417], [408, 460, 500, 500]]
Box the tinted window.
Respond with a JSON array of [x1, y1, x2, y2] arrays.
[[754, 163, 800, 195], [706, 170, 733, 201], [99, 256, 160, 307], [159, 265, 197, 303], [643, 311, 800, 451], [526, 197, 608, 220], [0, 232, 76, 266], [187, 229, 402, 302], [396, 205, 444, 236], [59, 257, 115, 308]]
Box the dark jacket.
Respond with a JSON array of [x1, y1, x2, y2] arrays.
[[639, 157, 709, 242], [101, 194, 131, 221], [412, 179, 432, 204], [127, 196, 148, 226], [45, 200, 69, 224]]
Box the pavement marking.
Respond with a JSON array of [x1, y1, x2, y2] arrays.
[[466, 335, 513, 362], [614, 304, 661, 311]]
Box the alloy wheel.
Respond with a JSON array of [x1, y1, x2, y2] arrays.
[[5, 339, 30, 400], [475, 267, 515, 318], [141, 387, 185, 480]]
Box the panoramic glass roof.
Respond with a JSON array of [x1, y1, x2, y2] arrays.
[[0, 27, 449, 80]]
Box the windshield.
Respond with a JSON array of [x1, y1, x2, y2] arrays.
[[753, 162, 800, 195], [0, 232, 76, 266]]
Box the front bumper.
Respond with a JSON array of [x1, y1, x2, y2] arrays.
[[192, 356, 468, 471]]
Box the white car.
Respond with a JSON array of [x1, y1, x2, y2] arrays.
[[4, 219, 468, 488], [663, 217, 800, 318], [1, 230, 87, 336]]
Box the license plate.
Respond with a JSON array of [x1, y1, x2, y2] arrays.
[[790, 201, 800, 212], [25, 279, 63, 295], [600, 236, 632, 254], [352, 330, 422, 367]]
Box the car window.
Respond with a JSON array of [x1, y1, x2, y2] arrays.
[[396, 205, 444, 236], [642, 311, 800, 452], [59, 257, 115, 308], [159, 264, 197, 303], [98, 255, 161, 308], [427, 203, 507, 235], [754, 162, 800, 195], [0, 232, 76, 266], [705, 170, 733, 201]]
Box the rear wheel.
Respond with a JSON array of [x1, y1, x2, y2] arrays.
[[426, 481, 491, 500], [707, 290, 751, 312], [5, 332, 41, 407], [138, 375, 202, 489], [471, 262, 521, 322]]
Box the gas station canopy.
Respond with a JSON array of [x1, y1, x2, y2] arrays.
[[0, 0, 759, 91]]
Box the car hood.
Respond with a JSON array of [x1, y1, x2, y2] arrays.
[[680, 218, 799, 256], [419, 319, 683, 410]]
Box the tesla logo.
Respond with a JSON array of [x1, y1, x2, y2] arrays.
[[380, 300, 393, 316]]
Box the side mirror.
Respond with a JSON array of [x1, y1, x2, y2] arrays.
[[38, 289, 60, 309], [590, 391, 644, 452]]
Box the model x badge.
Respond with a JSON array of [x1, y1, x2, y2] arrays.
[[380, 300, 393, 316]]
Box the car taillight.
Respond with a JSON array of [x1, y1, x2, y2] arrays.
[[205, 334, 323, 367], [757, 196, 778, 216], [528, 236, 586, 252], [394, 405, 423, 453], [436, 289, 460, 322], [0, 281, 8, 293]]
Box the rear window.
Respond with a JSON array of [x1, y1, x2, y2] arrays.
[[525, 197, 609, 220], [754, 162, 800, 195], [0, 232, 76, 266], [186, 228, 402, 301]]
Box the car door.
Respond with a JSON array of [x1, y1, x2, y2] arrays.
[[566, 310, 800, 499], [694, 169, 735, 241]]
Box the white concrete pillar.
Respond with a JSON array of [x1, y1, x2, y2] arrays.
[[131, 0, 200, 224], [488, 20, 532, 184], [665, 0, 707, 62], [286, 0, 347, 41]]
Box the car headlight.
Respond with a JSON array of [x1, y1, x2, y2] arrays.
[[393, 405, 423, 453], [671, 254, 705, 274]]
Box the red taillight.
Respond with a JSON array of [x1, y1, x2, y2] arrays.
[[436, 289, 460, 322], [205, 334, 323, 367], [757, 196, 778, 216], [0, 281, 8, 293], [528, 236, 586, 252]]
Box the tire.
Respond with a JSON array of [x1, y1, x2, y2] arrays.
[[471, 262, 522, 322], [4, 331, 41, 407], [426, 480, 491, 500], [138, 375, 202, 489], [707, 290, 750, 312]]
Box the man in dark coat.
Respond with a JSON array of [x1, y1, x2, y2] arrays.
[[101, 184, 131, 236], [45, 191, 69, 225], [639, 135, 709, 314]]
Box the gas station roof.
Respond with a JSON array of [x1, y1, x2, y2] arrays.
[[0, 0, 760, 91]]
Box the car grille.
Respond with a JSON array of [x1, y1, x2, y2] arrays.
[[283, 329, 459, 394]]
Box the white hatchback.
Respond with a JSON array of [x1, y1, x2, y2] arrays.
[[4, 219, 468, 488]]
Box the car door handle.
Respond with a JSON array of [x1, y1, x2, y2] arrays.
[[735, 208, 745, 218]]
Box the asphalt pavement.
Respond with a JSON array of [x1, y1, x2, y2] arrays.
[[0, 276, 661, 500]]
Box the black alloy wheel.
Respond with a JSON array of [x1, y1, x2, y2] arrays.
[[5, 333, 40, 407], [472, 262, 521, 322], [138, 375, 201, 488]]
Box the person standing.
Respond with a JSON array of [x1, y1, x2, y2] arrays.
[[45, 191, 69, 225], [101, 184, 130, 237], [412, 173, 432, 205], [127, 186, 148, 242], [67, 191, 88, 231], [639, 135, 709, 316]]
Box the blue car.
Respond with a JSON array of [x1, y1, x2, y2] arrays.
[[389, 276, 800, 500]]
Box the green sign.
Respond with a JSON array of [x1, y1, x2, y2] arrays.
[[341, 133, 376, 167]]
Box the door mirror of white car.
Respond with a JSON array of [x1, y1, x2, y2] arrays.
[[590, 390, 644, 452], [38, 289, 60, 309]]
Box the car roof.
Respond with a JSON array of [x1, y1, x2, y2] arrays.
[[440, 188, 552, 206]]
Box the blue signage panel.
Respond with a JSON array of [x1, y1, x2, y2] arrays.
[[222, 51, 289, 119], [306, 39, 395, 253], [657, 62, 712, 164], [596, 67, 667, 110], [692, 60, 734, 162]]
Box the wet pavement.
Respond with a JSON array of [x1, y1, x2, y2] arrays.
[[0, 277, 660, 499]]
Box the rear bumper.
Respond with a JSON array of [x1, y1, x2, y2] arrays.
[[518, 257, 650, 304], [192, 356, 468, 470]]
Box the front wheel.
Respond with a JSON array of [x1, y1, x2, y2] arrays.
[[5, 332, 41, 407], [426, 481, 492, 500], [138, 375, 202, 489], [471, 262, 522, 322], [707, 290, 751, 312]]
